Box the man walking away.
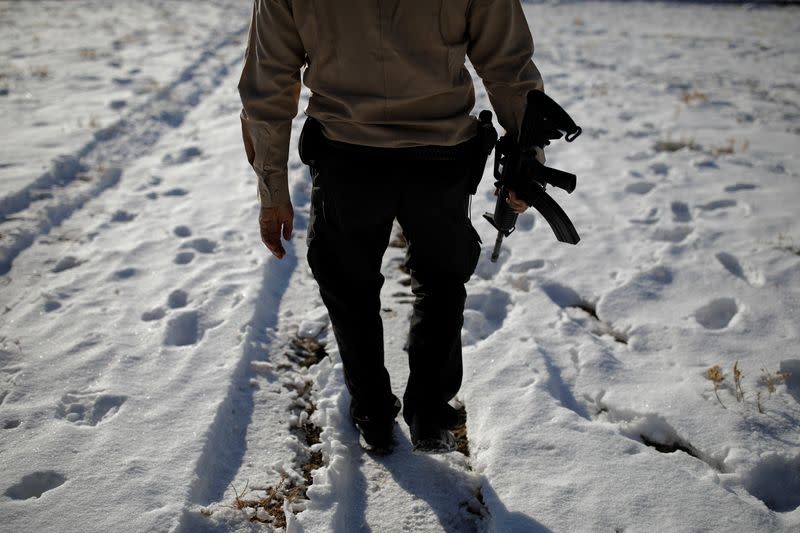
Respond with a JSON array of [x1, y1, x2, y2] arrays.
[[238, 0, 541, 453]]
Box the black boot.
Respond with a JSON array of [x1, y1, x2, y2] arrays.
[[409, 412, 457, 454], [352, 397, 401, 454], [439, 402, 467, 430]]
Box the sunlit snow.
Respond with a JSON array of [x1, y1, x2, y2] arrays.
[[1, 1, 798, 532]]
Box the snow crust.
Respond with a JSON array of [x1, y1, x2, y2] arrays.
[[1, 1, 798, 532]]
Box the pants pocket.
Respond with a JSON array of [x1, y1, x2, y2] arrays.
[[306, 168, 325, 248]]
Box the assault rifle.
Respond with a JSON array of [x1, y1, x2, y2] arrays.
[[483, 90, 582, 261]]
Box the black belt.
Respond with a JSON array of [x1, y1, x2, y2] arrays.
[[299, 116, 475, 165], [299, 114, 497, 195], [322, 136, 475, 162]]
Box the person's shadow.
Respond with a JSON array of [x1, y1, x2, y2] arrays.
[[327, 418, 551, 533], [379, 431, 552, 533]]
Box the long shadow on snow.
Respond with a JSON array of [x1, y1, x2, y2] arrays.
[[378, 441, 552, 532], [176, 244, 297, 530], [539, 345, 590, 421]]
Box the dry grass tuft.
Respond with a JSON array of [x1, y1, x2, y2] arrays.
[[289, 336, 327, 368], [451, 403, 470, 457], [228, 332, 330, 525], [759, 368, 791, 398], [654, 138, 701, 153], [705, 362, 791, 413], [705, 365, 726, 409], [30, 65, 49, 79], [681, 90, 708, 105], [230, 477, 295, 527], [733, 361, 745, 402], [711, 138, 749, 156]]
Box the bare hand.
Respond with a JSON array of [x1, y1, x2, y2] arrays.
[[259, 204, 294, 259], [506, 190, 529, 214]]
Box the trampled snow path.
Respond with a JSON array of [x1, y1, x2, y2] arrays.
[[2, 1, 800, 532]]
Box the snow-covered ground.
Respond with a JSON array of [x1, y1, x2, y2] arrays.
[[1, 1, 799, 532]]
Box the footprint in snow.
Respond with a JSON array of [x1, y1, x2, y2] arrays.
[[629, 207, 659, 225], [600, 265, 673, 313], [715, 252, 763, 286], [624, 181, 655, 195], [742, 452, 800, 513], [111, 267, 137, 281], [180, 238, 216, 254], [618, 111, 635, 122], [768, 162, 787, 174], [693, 297, 738, 330], [40, 287, 76, 312], [173, 225, 192, 238], [473, 244, 513, 280], [51, 255, 82, 273], [507, 259, 545, 273], [158, 108, 185, 128], [462, 288, 511, 346], [167, 289, 189, 309], [624, 127, 655, 139], [671, 201, 691, 223], [162, 146, 202, 165], [692, 159, 719, 170], [163, 187, 189, 197], [696, 199, 736, 211], [651, 225, 693, 243], [540, 282, 586, 309], [779, 359, 800, 405], [56, 391, 127, 426], [625, 151, 654, 162], [174, 251, 195, 265], [516, 211, 535, 231], [725, 183, 756, 193], [141, 307, 166, 322], [222, 229, 245, 242], [164, 310, 201, 346], [4, 471, 67, 500], [110, 209, 136, 223], [649, 162, 670, 176], [43, 300, 61, 313]]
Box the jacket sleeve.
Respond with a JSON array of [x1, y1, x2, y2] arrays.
[[238, 0, 306, 208], [466, 0, 544, 141]]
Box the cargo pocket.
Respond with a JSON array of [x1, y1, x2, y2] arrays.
[[465, 224, 482, 280], [306, 168, 325, 248]]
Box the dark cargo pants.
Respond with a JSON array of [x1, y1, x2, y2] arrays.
[[306, 154, 481, 427]]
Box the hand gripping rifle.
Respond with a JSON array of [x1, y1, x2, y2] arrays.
[[483, 90, 582, 261]]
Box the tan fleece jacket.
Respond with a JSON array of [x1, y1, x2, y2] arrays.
[[238, 0, 543, 208]]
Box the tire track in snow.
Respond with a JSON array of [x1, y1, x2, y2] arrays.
[[0, 15, 248, 275]]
